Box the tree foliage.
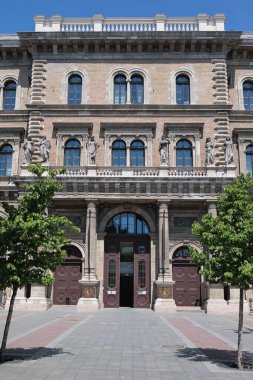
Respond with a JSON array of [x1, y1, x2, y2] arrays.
[[191, 174, 253, 289], [190, 173, 253, 369], [0, 163, 79, 290]]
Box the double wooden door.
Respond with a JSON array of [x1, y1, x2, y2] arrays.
[[104, 235, 150, 308], [173, 264, 200, 306], [53, 261, 82, 305]]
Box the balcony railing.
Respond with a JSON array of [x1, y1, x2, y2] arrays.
[[34, 14, 226, 33], [53, 166, 207, 177]]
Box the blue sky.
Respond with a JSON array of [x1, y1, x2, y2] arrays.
[[1, 0, 253, 34]]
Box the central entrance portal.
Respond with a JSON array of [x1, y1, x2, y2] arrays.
[[103, 212, 151, 308]]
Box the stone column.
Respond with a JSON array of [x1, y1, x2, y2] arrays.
[[126, 80, 131, 104], [77, 202, 100, 311], [205, 200, 227, 313], [0, 86, 3, 110], [154, 201, 176, 312]]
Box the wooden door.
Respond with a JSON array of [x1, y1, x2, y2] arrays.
[[173, 264, 200, 306], [53, 262, 82, 305], [133, 253, 150, 308], [103, 252, 120, 308]]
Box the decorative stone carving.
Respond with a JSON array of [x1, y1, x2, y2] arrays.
[[159, 135, 169, 165], [39, 137, 51, 163], [81, 286, 96, 298], [87, 136, 99, 165], [224, 136, 234, 165], [157, 286, 172, 299], [205, 137, 215, 165], [23, 137, 35, 164]]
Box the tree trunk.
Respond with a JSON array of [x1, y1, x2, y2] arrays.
[[0, 286, 18, 363], [237, 288, 244, 370]]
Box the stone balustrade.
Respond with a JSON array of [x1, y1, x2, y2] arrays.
[[168, 168, 207, 177], [34, 14, 226, 33], [53, 166, 208, 178]]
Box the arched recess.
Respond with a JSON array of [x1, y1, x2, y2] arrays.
[[98, 205, 156, 234], [171, 244, 201, 307], [237, 75, 253, 110], [53, 244, 83, 305], [108, 67, 149, 104], [61, 68, 89, 104], [170, 67, 196, 105], [1, 75, 21, 110], [103, 210, 152, 308]]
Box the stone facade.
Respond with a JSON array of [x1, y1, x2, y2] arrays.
[[0, 13, 252, 313]]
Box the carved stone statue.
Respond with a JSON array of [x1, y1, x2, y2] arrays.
[[224, 136, 234, 165], [87, 136, 99, 165], [39, 137, 51, 163], [205, 137, 215, 165], [23, 137, 35, 164], [159, 135, 169, 165]]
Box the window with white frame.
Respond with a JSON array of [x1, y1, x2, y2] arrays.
[[0, 144, 13, 175], [3, 80, 16, 110], [102, 123, 154, 167], [166, 123, 203, 168]]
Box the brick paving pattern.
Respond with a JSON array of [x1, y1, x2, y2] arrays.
[[0, 307, 252, 379]]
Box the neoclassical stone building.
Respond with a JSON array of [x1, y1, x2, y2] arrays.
[[1, 13, 253, 312]]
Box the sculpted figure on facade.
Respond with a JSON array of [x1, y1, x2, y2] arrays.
[[205, 137, 215, 165], [224, 136, 234, 165], [39, 137, 51, 163], [23, 137, 35, 164], [87, 136, 100, 165], [159, 135, 169, 165]]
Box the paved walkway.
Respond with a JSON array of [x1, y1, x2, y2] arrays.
[[0, 307, 252, 379]]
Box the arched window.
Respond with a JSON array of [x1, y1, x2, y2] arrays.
[[114, 75, 127, 104], [3, 81, 16, 110], [130, 140, 145, 167], [105, 212, 150, 234], [64, 139, 81, 166], [173, 246, 191, 260], [176, 75, 190, 105], [0, 144, 13, 176], [243, 81, 253, 111], [176, 139, 193, 167], [246, 145, 253, 175], [112, 140, 126, 167], [131, 75, 144, 104], [68, 74, 82, 105]]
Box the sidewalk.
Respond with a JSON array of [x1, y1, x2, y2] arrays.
[[0, 307, 252, 379]]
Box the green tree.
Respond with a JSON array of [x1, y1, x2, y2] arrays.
[[0, 164, 79, 362], [190, 174, 253, 369]]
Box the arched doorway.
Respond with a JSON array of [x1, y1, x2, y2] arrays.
[[172, 246, 201, 307], [53, 245, 82, 305], [104, 212, 150, 308]]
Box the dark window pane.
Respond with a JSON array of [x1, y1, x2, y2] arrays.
[[130, 140, 145, 167], [176, 139, 193, 167], [176, 75, 190, 105], [68, 75, 82, 105], [3, 81, 16, 110], [138, 260, 146, 288], [243, 81, 253, 111], [108, 260, 116, 288], [114, 75, 127, 104], [0, 144, 13, 176], [64, 139, 81, 166], [112, 140, 126, 166], [246, 145, 253, 175], [105, 212, 150, 234], [131, 75, 144, 104]]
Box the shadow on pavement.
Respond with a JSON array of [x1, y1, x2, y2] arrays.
[[176, 347, 253, 369], [0, 347, 72, 364]]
